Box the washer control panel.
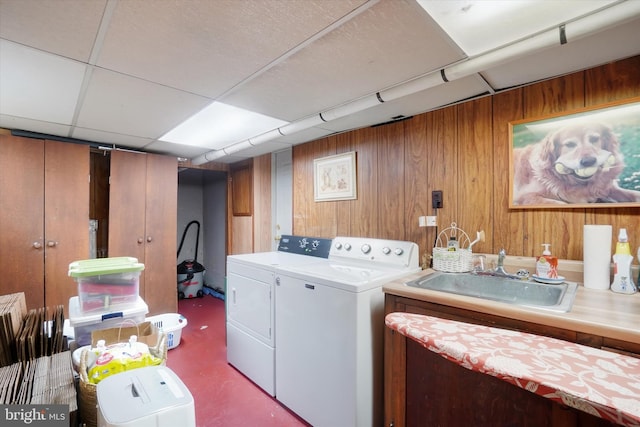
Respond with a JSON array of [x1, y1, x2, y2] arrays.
[[277, 235, 332, 258], [330, 236, 418, 268]]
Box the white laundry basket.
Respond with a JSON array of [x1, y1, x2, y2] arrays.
[[146, 313, 188, 350]]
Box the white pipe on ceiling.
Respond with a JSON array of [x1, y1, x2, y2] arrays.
[[279, 115, 325, 136], [191, 0, 640, 166]]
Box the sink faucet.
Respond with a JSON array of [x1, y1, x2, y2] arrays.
[[473, 248, 522, 279], [494, 248, 509, 276]]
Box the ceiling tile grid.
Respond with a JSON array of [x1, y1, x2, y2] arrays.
[[1, 0, 639, 162]]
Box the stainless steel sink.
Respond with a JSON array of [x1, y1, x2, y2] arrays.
[[405, 271, 578, 312]]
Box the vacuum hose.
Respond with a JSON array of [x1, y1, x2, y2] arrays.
[[177, 220, 200, 262]]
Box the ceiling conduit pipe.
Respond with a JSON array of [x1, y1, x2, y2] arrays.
[[319, 94, 384, 122], [191, 0, 640, 165], [445, 0, 640, 83], [278, 114, 325, 136], [384, 0, 640, 101]]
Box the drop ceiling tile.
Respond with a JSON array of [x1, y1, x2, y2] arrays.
[[71, 126, 154, 150], [482, 18, 640, 90], [0, 114, 71, 137], [96, 0, 367, 98], [76, 68, 211, 139], [221, 0, 465, 121], [0, 0, 106, 62], [0, 40, 86, 125]]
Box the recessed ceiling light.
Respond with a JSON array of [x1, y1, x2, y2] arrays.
[[159, 102, 288, 150]]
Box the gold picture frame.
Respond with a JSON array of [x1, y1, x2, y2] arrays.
[[314, 151, 357, 202], [509, 97, 640, 208]]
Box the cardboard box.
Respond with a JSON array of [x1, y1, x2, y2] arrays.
[[91, 321, 160, 348]]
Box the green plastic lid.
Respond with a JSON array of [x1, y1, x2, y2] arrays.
[[68, 257, 144, 277], [68, 257, 138, 269]]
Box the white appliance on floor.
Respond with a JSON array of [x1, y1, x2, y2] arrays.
[[226, 235, 332, 396], [96, 366, 195, 427], [275, 236, 420, 427]]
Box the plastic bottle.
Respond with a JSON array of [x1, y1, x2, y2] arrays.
[[611, 228, 636, 294], [447, 235, 459, 251], [535, 243, 558, 279]]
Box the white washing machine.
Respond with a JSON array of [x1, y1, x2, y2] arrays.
[[274, 236, 420, 427], [225, 235, 332, 396]]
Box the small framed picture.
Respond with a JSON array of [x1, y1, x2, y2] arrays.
[[313, 151, 357, 202]]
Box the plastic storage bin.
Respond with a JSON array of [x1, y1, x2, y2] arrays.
[[146, 314, 188, 350], [68, 296, 148, 347], [69, 257, 144, 313]]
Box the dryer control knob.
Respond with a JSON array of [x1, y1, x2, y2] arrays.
[[334, 242, 342, 250], [394, 248, 404, 255], [344, 243, 352, 251], [361, 244, 371, 254], [382, 247, 391, 254]]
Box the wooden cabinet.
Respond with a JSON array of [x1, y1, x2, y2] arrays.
[[108, 150, 177, 315], [230, 163, 252, 216], [0, 134, 89, 311], [384, 294, 625, 427]]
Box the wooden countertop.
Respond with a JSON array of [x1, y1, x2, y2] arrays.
[[383, 268, 640, 345]]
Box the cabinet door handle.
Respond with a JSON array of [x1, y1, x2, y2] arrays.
[[137, 237, 144, 244], [46, 240, 57, 247], [232, 288, 236, 304], [146, 236, 153, 243], [33, 241, 43, 249]]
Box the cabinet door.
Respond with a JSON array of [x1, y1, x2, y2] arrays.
[[109, 151, 177, 315], [144, 152, 177, 315], [0, 134, 45, 309], [44, 139, 89, 310], [108, 150, 147, 264], [0, 135, 88, 311]]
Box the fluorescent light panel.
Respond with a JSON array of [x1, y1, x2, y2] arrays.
[[417, 0, 618, 56], [159, 101, 288, 150]]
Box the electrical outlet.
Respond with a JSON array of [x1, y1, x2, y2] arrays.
[[426, 216, 437, 227], [432, 190, 443, 209], [418, 216, 427, 227]]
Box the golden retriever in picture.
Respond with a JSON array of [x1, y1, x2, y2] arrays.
[[512, 122, 640, 205]]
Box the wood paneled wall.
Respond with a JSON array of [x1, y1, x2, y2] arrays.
[[292, 56, 640, 262], [228, 156, 272, 255]]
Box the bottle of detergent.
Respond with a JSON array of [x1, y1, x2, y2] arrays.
[[611, 228, 636, 294]]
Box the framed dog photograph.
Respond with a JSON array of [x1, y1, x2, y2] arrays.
[[314, 151, 357, 202], [509, 97, 640, 208]]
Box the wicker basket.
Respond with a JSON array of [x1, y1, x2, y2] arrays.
[[432, 223, 473, 273], [78, 332, 167, 427]]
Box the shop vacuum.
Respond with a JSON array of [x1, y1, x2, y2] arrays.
[[177, 220, 205, 299]]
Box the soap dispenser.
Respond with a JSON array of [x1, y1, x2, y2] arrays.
[[535, 243, 558, 279], [611, 228, 636, 294]]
